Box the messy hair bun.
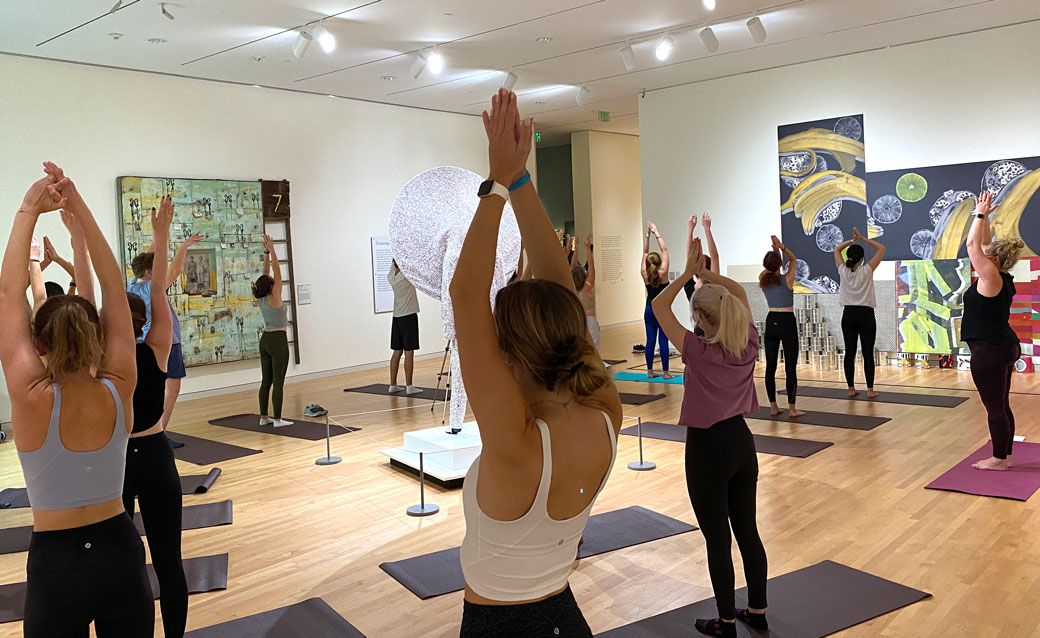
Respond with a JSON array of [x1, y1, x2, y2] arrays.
[[989, 237, 1026, 272]]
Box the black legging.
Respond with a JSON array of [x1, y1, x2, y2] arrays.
[[259, 330, 290, 419], [124, 431, 187, 637], [684, 415, 768, 620], [967, 339, 1020, 459], [841, 305, 876, 389], [764, 311, 798, 404], [460, 585, 591, 637]]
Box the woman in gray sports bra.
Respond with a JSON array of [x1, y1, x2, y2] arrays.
[[0, 164, 153, 636], [254, 234, 292, 427]]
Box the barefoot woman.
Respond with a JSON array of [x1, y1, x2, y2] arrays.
[[760, 235, 804, 418]]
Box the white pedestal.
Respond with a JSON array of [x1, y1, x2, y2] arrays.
[[381, 421, 482, 486]]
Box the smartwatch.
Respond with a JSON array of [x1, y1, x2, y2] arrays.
[[478, 180, 509, 202], [976, 213, 986, 220]]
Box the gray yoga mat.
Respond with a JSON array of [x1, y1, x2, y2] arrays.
[[0, 489, 29, 510], [1, 500, 232, 555], [171, 433, 263, 465], [620, 422, 833, 458], [381, 506, 696, 600], [208, 414, 359, 441], [0, 553, 229, 623], [795, 385, 968, 407], [182, 468, 222, 494], [186, 598, 365, 638], [619, 392, 667, 406], [345, 383, 448, 401], [598, 560, 931, 637], [747, 407, 890, 431]]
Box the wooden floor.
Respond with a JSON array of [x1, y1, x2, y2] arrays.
[[2, 322, 1039, 637]]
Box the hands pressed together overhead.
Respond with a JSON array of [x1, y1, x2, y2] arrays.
[[685, 237, 705, 278], [482, 88, 533, 186]]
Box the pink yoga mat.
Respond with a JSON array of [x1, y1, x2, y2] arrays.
[[926, 442, 1040, 501]]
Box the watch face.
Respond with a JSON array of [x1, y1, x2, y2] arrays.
[[477, 180, 494, 197]]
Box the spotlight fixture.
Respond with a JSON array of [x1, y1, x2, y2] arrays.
[[380, 74, 396, 81], [747, 16, 767, 43], [110, 0, 123, 13], [160, 3, 174, 20], [107, 32, 124, 40], [148, 38, 167, 44], [702, 0, 716, 9], [619, 44, 636, 71], [313, 21, 335, 53], [503, 71, 518, 91], [410, 53, 427, 79], [576, 85, 591, 106], [654, 34, 675, 61], [699, 27, 719, 53], [427, 50, 445, 75], [292, 30, 312, 60], [536, 36, 553, 43]]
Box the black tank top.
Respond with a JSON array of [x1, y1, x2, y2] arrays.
[[646, 282, 666, 304], [961, 271, 1017, 346], [133, 343, 168, 433]]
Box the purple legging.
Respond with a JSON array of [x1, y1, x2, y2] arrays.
[[644, 304, 670, 372]]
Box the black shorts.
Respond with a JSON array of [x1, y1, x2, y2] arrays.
[[391, 313, 420, 351]]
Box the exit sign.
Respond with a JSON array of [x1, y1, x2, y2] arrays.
[[534, 131, 542, 143], [598, 111, 611, 123]]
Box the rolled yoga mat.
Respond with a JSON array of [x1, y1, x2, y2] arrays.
[[747, 407, 890, 431], [618, 392, 667, 406], [380, 506, 696, 600], [0, 553, 229, 623], [0, 489, 29, 510], [208, 414, 359, 441], [171, 433, 263, 466], [345, 384, 448, 401], [0, 500, 233, 555], [613, 371, 684, 385], [926, 441, 1040, 501], [794, 385, 968, 408], [181, 468, 222, 495], [603, 359, 627, 367], [620, 422, 833, 458], [598, 560, 930, 637], [185, 598, 365, 638]]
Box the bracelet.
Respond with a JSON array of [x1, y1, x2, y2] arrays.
[[508, 172, 531, 192]]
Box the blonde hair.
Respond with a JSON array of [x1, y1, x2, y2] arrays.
[[645, 252, 662, 284], [494, 279, 609, 396], [692, 283, 751, 358], [986, 238, 1025, 272], [33, 296, 103, 378]]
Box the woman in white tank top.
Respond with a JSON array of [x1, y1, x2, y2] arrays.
[[450, 89, 623, 637]]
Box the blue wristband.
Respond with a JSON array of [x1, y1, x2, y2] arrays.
[[509, 172, 531, 192]]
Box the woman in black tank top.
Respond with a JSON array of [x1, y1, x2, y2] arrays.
[[962, 191, 1025, 472]]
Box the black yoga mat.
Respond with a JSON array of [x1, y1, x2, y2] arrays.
[[171, 433, 262, 465], [620, 422, 833, 458], [381, 506, 696, 600], [182, 468, 222, 494], [208, 414, 359, 441], [0, 489, 29, 510], [747, 407, 890, 431], [598, 560, 931, 637], [0, 553, 229, 623], [1, 500, 233, 555], [345, 384, 448, 401], [619, 392, 666, 406], [186, 598, 364, 638], [794, 385, 968, 407]]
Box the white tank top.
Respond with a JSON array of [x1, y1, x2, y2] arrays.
[[460, 412, 617, 602]]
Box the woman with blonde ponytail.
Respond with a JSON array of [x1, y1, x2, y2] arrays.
[[641, 221, 673, 378], [0, 163, 152, 636], [450, 89, 622, 636], [652, 238, 769, 638]]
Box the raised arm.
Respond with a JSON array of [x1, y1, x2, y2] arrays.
[[60, 210, 94, 305], [967, 191, 1002, 297], [652, 237, 703, 348], [702, 213, 720, 275], [29, 237, 47, 314], [262, 234, 284, 308], [569, 235, 579, 268], [144, 197, 174, 363], [584, 234, 595, 288], [693, 244, 751, 312], [641, 223, 651, 282], [650, 222, 669, 281], [166, 233, 203, 289], [834, 237, 854, 268], [772, 235, 797, 289]]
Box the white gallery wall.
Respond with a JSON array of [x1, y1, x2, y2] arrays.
[[0, 54, 491, 422], [640, 21, 1040, 321]]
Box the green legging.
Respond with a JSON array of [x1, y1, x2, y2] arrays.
[[259, 331, 289, 419]]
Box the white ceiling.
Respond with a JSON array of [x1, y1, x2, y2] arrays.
[[1, 0, 1037, 146]]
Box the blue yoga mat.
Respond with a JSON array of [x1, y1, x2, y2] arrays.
[[613, 371, 684, 385]]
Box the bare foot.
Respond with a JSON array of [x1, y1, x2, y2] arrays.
[[662, 372, 675, 380], [971, 457, 1009, 471], [770, 404, 782, 417], [847, 387, 860, 398], [788, 409, 806, 418], [1008, 455, 1014, 468], [647, 370, 659, 379], [867, 390, 879, 399]]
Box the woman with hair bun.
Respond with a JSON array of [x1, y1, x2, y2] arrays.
[[254, 234, 292, 427], [760, 235, 803, 417], [962, 191, 1025, 471], [642, 221, 673, 378], [451, 89, 622, 636], [834, 227, 885, 398]]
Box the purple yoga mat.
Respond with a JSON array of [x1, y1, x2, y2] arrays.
[[926, 442, 1040, 501]]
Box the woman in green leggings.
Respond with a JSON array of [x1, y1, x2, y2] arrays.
[[255, 234, 292, 427]]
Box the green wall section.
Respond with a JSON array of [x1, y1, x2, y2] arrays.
[[535, 144, 575, 233]]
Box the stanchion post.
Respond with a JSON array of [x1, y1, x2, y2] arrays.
[[627, 416, 656, 471], [315, 413, 342, 466], [407, 451, 440, 516]]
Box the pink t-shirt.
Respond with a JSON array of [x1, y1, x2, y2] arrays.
[[678, 325, 760, 429]]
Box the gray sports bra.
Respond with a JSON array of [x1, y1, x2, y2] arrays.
[[17, 379, 130, 511], [259, 296, 288, 331]]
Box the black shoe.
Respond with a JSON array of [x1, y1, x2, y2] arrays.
[[736, 609, 768, 631], [695, 618, 736, 637], [168, 438, 185, 449]]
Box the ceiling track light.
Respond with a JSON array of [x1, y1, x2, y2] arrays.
[[699, 27, 719, 53], [576, 85, 591, 106], [654, 34, 675, 62], [702, 0, 717, 10], [747, 16, 767, 43], [427, 49, 445, 75], [410, 53, 427, 79], [292, 29, 312, 60], [502, 70, 518, 91], [619, 44, 636, 71], [161, 3, 174, 20], [109, 0, 123, 13], [312, 21, 336, 53]]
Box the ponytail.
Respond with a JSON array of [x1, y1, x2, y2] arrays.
[[692, 283, 751, 358], [646, 252, 662, 284], [33, 296, 103, 378]]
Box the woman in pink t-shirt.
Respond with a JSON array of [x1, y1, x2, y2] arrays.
[[651, 238, 768, 638]]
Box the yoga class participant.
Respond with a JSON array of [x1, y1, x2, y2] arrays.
[[834, 227, 885, 398], [124, 196, 188, 637], [452, 89, 622, 637], [388, 259, 422, 394], [255, 234, 292, 427], [642, 220, 673, 378], [0, 163, 153, 636], [571, 234, 600, 348], [652, 237, 768, 638], [684, 213, 720, 302], [962, 190, 1024, 471], [761, 236, 804, 418]]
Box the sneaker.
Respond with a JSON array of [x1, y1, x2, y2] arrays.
[[259, 417, 274, 426], [304, 404, 327, 417], [404, 386, 423, 395], [388, 385, 405, 393], [272, 419, 294, 428]]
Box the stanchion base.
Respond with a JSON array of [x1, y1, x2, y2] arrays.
[[627, 461, 657, 471], [407, 503, 440, 517], [315, 456, 342, 466]]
